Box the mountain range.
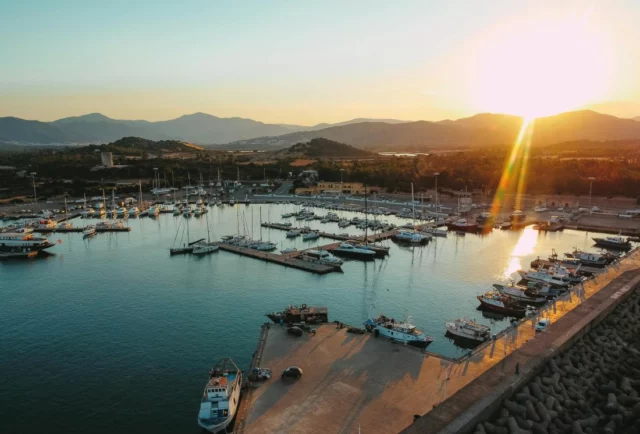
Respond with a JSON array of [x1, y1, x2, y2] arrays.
[[0, 113, 408, 146], [224, 111, 640, 151], [1, 110, 640, 151]]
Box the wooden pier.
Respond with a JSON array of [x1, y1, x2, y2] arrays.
[[218, 243, 335, 274]]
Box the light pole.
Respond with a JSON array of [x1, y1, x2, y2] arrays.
[[588, 177, 595, 209], [434, 172, 440, 220], [30, 172, 37, 205], [153, 167, 158, 196]]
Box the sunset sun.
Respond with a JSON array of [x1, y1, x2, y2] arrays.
[[469, 18, 612, 119]]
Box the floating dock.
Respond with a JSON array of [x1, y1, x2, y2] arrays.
[[218, 243, 334, 274], [33, 227, 131, 233]]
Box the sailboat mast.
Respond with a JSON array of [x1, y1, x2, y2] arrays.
[[364, 184, 368, 242], [411, 183, 415, 227]]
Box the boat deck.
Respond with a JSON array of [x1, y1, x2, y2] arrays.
[[218, 243, 335, 274]]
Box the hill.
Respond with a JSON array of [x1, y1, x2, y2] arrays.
[[223, 110, 640, 151], [0, 117, 79, 144], [268, 138, 373, 159], [78, 136, 203, 156]]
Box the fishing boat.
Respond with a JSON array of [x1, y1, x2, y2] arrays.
[[302, 231, 320, 241], [266, 304, 328, 324], [331, 242, 376, 260], [592, 235, 631, 250], [197, 358, 242, 433], [301, 249, 344, 269], [83, 225, 96, 237], [565, 250, 609, 267], [364, 313, 434, 348], [445, 318, 491, 342], [476, 291, 527, 317]]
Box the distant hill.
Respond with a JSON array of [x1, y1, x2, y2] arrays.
[[267, 138, 373, 159], [0, 117, 79, 144], [223, 110, 640, 151], [634, 116, 640, 121], [81, 136, 203, 156]]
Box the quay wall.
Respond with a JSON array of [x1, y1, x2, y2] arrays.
[[402, 252, 640, 434]]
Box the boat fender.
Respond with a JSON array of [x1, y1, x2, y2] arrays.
[[374, 329, 380, 337]]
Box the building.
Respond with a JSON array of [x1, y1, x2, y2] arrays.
[[295, 182, 381, 196], [101, 152, 114, 168]]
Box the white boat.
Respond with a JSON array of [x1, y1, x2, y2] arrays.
[[337, 219, 350, 228], [419, 227, 448, 237], [229, 199, 235, 206], [0, 232, 55, 252], [96, 221, 111, 230], [517, 269, 570, 288], [128, 207, 140, 216], [331, 242, 376, 260], [58, 222, 73, 229], [116, 207, 128, 218], [493, 284, 548, 305], [445, 318, 491, 342], [193, 243, 219, 255], [364, 313, 434, 348], [173, 206, 182, 216], [281, 247, 298, 254], [301, 249, 344, 269], [83, 225, 96, 237], [395, 230, 430, 244], [592, 235, 631, 250], [302, 231, 320, 241], [197, 358, 242, 433], [255, 242, 277, 252], [282, 212, 294, 218], [286, 230, 300, 238], [148, 205, 160, 216]]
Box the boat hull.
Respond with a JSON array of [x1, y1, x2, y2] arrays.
[[476, 296, 526, 318], [592, 238, 631, 250]]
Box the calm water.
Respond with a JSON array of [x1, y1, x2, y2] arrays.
[[0, 204, 609, 434]]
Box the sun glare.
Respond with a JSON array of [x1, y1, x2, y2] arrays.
[[468, 17, 612, 119], [504, 227, 539, 278]]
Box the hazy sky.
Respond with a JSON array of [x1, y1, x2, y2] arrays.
[[1, 0, 639, 124]]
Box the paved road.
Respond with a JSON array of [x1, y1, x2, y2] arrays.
[[273, 181, 292, 195]]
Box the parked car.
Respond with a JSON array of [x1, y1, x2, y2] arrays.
[[281, 366, 303, 379], [535, 318, 550, 332], [287, 326, 303, 337]]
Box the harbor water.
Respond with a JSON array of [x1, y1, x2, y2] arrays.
[[0, 204, 615, 433]]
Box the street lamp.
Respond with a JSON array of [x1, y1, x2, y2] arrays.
[[30, 172, 37, 205], [153, 167, 158, 195], [588, 177, 595, 209], [434, 172, 440, 220]]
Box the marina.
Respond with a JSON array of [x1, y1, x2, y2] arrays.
[[1, 203, 639, 434]]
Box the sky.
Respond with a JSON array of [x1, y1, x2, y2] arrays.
[[1, 0, 639, 124]]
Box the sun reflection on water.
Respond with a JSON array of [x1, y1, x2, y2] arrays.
[[504, 227, 538, 278]]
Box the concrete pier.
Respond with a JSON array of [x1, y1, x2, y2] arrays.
[[234, 249, 640, 434], [218, 243, 335, 274]]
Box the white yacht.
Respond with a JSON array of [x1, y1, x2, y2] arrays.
[[395, 230, 430, 244], [193, 242, 219, 255], [0, 232, 55, 252], [83, 225, 96, 237], [198, 359, 242, 433], [364, 313, 434, 348], [302, 231, 320, 241], [517, 269, 570, 288], [301, 249, 344, 269], [445, 318, 491, 342]]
